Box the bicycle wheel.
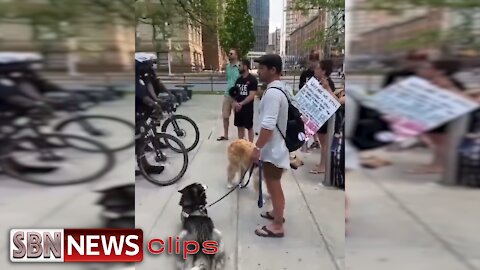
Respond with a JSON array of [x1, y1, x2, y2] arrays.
[[1, 134, 115, 186], [160, 115, 200, 152], [138, 133, 188, 186], [53, 115, 135, 152]]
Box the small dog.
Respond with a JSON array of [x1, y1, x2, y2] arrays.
[[227, 139, 304, 197], [177, 183, 225, 270]]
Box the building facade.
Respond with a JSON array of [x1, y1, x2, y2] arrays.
[[136, 17, 204, 73], [268, 27, 281, 54], [285, 0, 318, 42], [288, 9, 326, 59], [350, 9, 445, 57], [248, 0, 269, 52], [0, 2, 134, 72]]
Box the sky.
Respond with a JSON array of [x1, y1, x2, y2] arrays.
[[269, 0, 283, 33]]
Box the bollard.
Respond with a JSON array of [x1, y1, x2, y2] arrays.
[[442, 114, 471, 186], [183, 75, 186, 84], [323, 114, 337, 186]]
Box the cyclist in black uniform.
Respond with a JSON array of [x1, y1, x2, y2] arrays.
[[135, 56, 165, 175]]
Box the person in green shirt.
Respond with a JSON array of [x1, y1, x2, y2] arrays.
[[217, 48, 240, 141]]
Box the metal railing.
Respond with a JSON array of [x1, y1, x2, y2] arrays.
[[158, 73, 344, 92]]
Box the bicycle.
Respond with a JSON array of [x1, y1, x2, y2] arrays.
[[0, 107, 115, 186], [135, 59, 200, 152], [154, 93, 200, 153], [136, 111, 189, 186], [0, 53, 135, 153]]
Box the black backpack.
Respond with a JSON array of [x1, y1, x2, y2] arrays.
[[269, 87, 306, 152]]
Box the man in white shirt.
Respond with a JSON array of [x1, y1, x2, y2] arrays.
[[251, 54, 290, 238]]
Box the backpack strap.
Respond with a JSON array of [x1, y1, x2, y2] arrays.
[[265, 86, 290, 140]]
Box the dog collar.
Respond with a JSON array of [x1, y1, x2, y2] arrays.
[[181, 208, 207, 219]]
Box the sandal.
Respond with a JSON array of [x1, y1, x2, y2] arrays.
[[309, 166, 325, 174], [216, 136, 228, 141], [260, 211, 285, 223], [255, 226, 284, 238], [406, 165, 443, 175]]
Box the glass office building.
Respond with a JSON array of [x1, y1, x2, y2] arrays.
[[248, 0, 270, 52]]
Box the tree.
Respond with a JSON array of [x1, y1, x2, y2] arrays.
[[291, 0, 345, 57], [218, 0, 255, 58], [363, 0, 480, 54]]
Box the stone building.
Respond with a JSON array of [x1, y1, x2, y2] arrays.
[[0, 1, 134, 72]]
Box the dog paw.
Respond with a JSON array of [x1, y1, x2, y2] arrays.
[[226, 183, 234, 189]]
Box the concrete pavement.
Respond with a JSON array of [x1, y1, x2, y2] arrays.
[[0, 97, 135, 270], [135, 95, 344, 270], [346, 148, 480, 270]]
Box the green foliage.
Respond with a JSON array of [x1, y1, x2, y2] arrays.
[[0, 0, 133, 39], [135, 0, 218, 30], [292, 0, 344, 10], [218, 0, 255, 58]]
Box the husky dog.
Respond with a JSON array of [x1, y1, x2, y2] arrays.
[[177, 183, 225, 270]]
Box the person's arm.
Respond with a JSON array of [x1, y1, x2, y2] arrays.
[[255, 89, 282, 149], [146, 82, 157, 100], [319, 77, 340, 101], [299, 72, 306, 90]]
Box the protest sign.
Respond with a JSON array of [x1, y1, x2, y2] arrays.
[[365, 76, 480, 137], [292, 77, 341, 137]]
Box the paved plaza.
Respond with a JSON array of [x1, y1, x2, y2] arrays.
[[347, 147, 480, 270], [0, 97, 134, 270], [0, 95, 344, 270], [346, 72, 480, 270], [135, 95, 344, 270]]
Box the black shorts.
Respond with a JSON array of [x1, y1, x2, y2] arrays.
[[317, 124, 328, 134], [234, 107, 254, 130]]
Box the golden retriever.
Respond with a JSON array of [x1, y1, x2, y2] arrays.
[[226, 139, 304, 194]]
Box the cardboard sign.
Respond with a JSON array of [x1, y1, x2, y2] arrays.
[[293, 77, 341, 137], [365, 76, 480, 137]]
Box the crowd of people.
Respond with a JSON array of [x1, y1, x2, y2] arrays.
[[217, 48, 345, 238]]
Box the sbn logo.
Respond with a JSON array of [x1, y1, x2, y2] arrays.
[[11, 229, 63, 262], [10, 229, 143, 263]]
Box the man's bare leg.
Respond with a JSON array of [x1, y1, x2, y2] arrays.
[[247, 128, 254, 142], [222, 118, 230, 139], [237, 127, 245, 140], [263, 177, 284, 233]]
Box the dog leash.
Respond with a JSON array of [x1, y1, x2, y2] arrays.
[[203, 161, 263, 210], [257, 161, 264, 208], [240, 163, 257, 189]]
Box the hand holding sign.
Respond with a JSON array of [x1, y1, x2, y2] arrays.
[[293, 78, 341, 138]]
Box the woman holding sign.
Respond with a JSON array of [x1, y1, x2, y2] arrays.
[[309, 60, 345, 174], [407, 59, 468, 174]]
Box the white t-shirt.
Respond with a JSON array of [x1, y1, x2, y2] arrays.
[[258, 80, 291, 170]]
